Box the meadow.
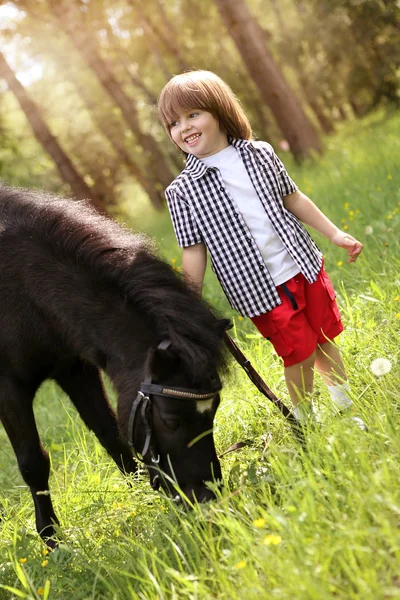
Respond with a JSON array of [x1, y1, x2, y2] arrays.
[[0, 110, 399, 599]]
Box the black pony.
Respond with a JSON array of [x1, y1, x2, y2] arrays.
[[0, 185, 229, 547]]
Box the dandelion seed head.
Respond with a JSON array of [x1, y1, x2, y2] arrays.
[[365, 226, 373, 235], [370, 358, 392, 377]]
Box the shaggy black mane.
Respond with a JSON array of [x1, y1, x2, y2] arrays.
[[0, 185, 227, 379]]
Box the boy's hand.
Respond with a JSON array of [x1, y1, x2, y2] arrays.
[[330, 230, 363, 263]]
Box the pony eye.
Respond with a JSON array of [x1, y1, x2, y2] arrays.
[[162, 417, 181, 431]]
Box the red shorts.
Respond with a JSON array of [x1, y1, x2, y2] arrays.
[[251, 265, 344, 367]]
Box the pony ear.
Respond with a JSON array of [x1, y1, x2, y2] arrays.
[[217, 318, 232, 335], [150, 339, 177, 379]]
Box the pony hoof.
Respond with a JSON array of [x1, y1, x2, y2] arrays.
[[44, 537, 59, 550]]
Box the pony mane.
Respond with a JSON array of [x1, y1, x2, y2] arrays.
[[0, 185, 227, 380]]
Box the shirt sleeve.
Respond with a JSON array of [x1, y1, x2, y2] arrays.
[[165, 188, 203, 248], [272, 151, 298, 196]]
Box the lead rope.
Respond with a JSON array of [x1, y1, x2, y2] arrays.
[[223, 332, 298, 428]]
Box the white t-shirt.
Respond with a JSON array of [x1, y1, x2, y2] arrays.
[[201, 145, 300, 286]]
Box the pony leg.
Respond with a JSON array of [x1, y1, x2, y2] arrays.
[[0, 376, 59, 547], [55, 361, 137, 476]]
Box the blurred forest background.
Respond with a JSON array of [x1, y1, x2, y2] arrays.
[[0, 0, 399, 218]]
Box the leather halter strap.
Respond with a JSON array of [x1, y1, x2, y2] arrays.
[[139, 382, 221, 400]]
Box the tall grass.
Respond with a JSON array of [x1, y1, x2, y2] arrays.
[[0, 111, 399, 599]]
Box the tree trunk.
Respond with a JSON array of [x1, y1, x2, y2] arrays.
[[48, 0, 174, 191], [214, 0, 322, 160], [73, 79, 164, 210], [0, 51, 106, 212], [297, 74, 335, 134], [127, 0, 190, 73]]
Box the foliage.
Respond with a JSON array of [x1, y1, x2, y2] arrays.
[[0, 0, 399, 207], [0, 110, 399, 599]]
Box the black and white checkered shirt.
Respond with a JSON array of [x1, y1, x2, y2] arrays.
[[165, 138, 323, 317]]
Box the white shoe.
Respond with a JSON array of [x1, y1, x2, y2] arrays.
[[350, 416, 367, 431]]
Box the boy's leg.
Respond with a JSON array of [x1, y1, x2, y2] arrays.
[[315, 339, 347, 385], [284, 350, 316, 421], [316, 340, 366, 429]]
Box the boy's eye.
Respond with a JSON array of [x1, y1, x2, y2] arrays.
[[170, 120, 178, 128], [189, 112, 199, 118]]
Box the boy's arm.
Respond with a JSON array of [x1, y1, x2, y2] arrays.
[[283, 189, 363, 263], [182, 242, 207, 294]]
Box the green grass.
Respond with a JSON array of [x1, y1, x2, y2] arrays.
[[1, 110, 400, 599]]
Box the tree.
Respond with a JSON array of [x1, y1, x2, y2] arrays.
[[0, 50, 106, 211], [47, 0, 175, 197], [214, 0, 322, 160]]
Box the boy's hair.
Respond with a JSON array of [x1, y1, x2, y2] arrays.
[[157, 70, 253, 142]]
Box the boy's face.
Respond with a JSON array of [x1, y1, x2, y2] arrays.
[[169, 109, 229, 158]]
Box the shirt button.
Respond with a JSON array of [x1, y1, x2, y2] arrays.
[[233, 212, 239, 217], [260, 265, 265, 270], [247, 237, 252, 242], [220, 186, 224, 192]]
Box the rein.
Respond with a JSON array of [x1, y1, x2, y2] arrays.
[[223, 332, 298, 427]]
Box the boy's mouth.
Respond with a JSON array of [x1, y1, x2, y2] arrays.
[[184, 133, 201, 145]]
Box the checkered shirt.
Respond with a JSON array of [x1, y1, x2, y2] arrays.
[[165, 138, 323, 317]]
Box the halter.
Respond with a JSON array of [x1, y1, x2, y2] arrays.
[[127, 340, 222, 490]]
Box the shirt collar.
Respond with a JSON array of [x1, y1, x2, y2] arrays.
[[185, 137, 254, 180]]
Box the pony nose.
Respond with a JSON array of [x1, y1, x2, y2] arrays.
[[180, 482, 218, 504]]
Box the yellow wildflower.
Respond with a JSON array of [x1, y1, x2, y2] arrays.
[[253, 518, 266, 528], [238, 316, 243, 321], [376, 186, 382, 191], [42, 549, 49, 556], [41, 559, 49, 567], [394, 296, 399, 302], [37, 589, 44, 597], [343, 225, 349, 230], [337, 261, 343, 267], [234, 560, 246, 569], [349, 210, 354, 216], [344, 202, 350, 210], [263, 534, 282, 546], [396, 313, 400, 319], [19, 558, 27, 564], [387, 174, 392, 180]]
